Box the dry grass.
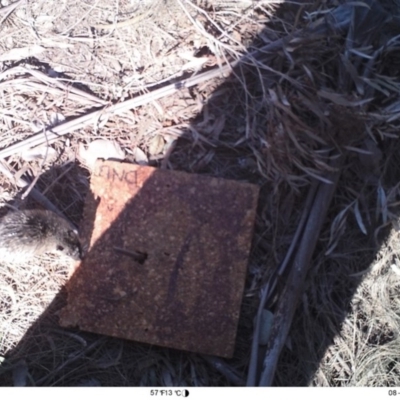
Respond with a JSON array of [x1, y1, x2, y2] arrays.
[[0, 0, 400, 386]]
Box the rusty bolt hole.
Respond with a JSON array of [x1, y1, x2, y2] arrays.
[[113, 247, 148, 264]]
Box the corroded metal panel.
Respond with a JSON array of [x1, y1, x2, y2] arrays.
[[60, 160, 259, 357]]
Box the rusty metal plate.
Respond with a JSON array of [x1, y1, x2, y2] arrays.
[[60, 160, 259, 357]]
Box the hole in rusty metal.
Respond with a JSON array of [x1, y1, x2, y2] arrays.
[[113, 247, 148, 264]]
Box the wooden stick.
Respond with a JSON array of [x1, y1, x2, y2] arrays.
[[246, 180, 318, 386], [258, 153, 344, 386], [0, 5, 351, 161]]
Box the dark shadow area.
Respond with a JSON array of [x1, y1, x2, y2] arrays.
[[1, 0, 400, 386]]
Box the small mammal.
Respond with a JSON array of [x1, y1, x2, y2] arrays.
[[0, 209, 81, 262]]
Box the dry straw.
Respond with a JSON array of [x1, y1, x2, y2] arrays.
[[1, 0, 400, 386]]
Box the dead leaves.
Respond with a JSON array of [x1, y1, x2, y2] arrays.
[[78, 139, 125, 170], [148, 134, 165, 156], [78, 136, 168, 169]]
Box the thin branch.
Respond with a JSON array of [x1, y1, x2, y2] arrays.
[[0, 6, 351, 161], [21, 126, 49, 200], [259, 153, 344, 386], [246, 179, 318, 385], [0, 0, 25, 25]]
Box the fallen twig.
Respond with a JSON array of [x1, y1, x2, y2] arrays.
[[0, 0, 25, 25], [246, 179, 318, 386], [0, 67, 108, 106], [258, 153, 344, 386], [0, 4, 351, 161], [203, 355, 245, 386]]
